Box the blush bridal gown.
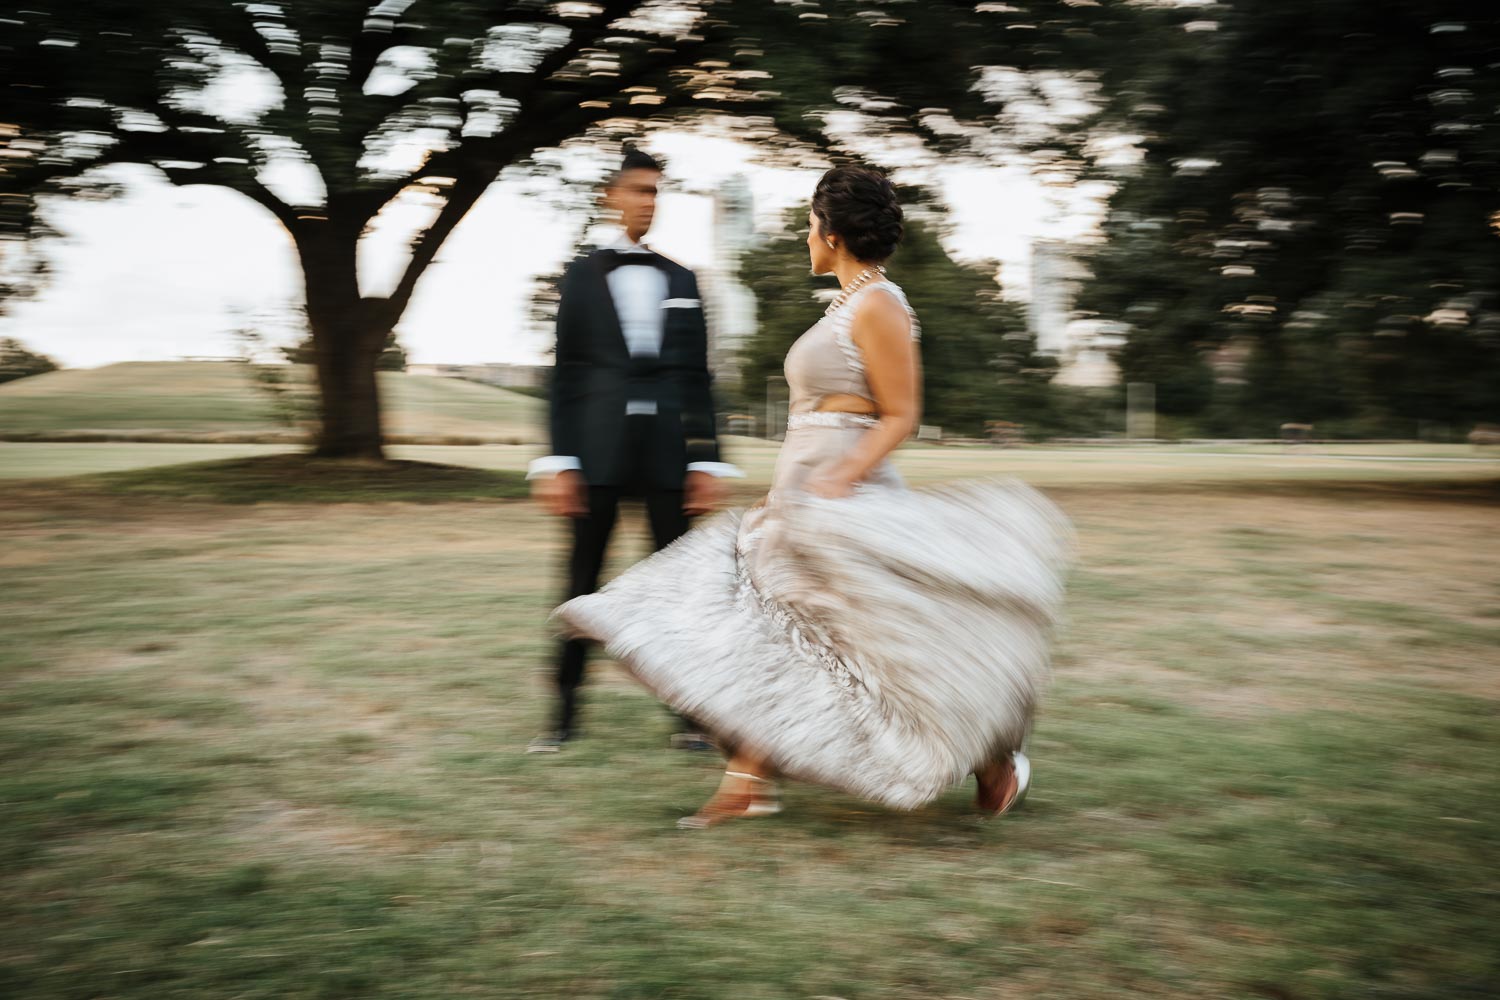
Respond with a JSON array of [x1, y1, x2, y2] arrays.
[[557, 281, 1072, 810]]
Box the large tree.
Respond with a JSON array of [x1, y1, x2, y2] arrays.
[[1080, 0, 1500, 437], [1, 0, 1150, 458]]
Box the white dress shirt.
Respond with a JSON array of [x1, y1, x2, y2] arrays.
[[528, 232, 742, 481], [605, 236, 670, 384]]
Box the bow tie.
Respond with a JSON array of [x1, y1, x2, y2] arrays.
[[598, 248, 667, 273]]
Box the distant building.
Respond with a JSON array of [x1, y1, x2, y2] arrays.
[[699, 173, 759, 385], [1057, 317, 1128, 388], [1027, 240, 1124, 387]]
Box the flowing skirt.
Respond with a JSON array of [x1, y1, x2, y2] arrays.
[[555, 426, 1072, 810]]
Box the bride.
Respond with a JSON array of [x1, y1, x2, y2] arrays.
[[557, 165, 1071, 829]]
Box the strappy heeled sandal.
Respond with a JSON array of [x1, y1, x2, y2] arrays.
[[676, 770, 782, 830]]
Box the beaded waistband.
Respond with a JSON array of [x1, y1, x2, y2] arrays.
[[786, 411, 879, 431]]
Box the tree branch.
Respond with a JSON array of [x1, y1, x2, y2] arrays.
[[384, 168, 495, 318], [214, 3, 340, 185], [348, 1, 428, 87], [90, 127, 298, 230], [219, 2, 305, 104], [350, 0, 644, 167], [376, 64, 651, 315]]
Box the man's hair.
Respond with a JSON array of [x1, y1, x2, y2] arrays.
[[607, 146, 663, 187]]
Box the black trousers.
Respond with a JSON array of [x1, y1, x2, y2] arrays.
[[553, 417, 691, 733]]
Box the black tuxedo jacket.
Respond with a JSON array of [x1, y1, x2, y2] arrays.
[[548, 248, 721, 489]]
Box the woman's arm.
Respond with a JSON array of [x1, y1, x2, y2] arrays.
[[807, 289, 920, 497]]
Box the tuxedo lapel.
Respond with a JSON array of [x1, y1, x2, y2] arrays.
[[580, 252, 629, 357]]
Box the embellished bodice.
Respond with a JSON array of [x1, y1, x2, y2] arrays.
[[783, 282, 920, 417]]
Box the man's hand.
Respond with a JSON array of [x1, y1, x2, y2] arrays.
[[533, 470, 588, 518], [683, 470, 729, 516]]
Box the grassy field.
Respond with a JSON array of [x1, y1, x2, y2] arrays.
[[1, 448, 1497, 998], [4, 437, 1499, 487], [0, 362, 544, 442]]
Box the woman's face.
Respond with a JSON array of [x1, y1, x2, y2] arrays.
[[807, 210, 837, 276]]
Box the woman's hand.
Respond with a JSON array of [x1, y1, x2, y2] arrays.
[[806, 466, 857, 499]]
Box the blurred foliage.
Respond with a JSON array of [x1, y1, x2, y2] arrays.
[[6, 1, 1493, 445], [0, 1, 1160, 457], [1081, 1, 1500, 438], [376, 330, 407, 373], [0, 210, 52, 316], [0, 337, 60, 384], [737, 204, 1063, 438], [234, 327, 318, 430], [282, 329, 408, 372]]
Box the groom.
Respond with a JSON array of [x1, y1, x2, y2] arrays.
[[526, 147, 739, 752]]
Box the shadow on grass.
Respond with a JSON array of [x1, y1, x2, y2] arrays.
[[54, 454, 530, 504]]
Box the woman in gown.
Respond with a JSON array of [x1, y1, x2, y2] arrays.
[[557, 166, 1071, 828]]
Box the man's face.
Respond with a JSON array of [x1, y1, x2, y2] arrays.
[[603, 167, 661, 241]]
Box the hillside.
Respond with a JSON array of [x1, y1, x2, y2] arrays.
[[0, 361, 545, 443]]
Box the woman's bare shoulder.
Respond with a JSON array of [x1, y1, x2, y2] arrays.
[[850, 284, 912, 341]]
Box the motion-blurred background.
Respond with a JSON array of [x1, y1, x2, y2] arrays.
[[1, 3, 1497, 999]]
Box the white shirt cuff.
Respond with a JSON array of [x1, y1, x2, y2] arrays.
[[526, 456, 582, 480], [529, 458, 743, 479], [687, 461, 745, 479]]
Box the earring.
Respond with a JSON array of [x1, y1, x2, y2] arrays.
[[825, 239, 836, 250]]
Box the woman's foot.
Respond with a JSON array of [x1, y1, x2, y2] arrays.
[[677, 770, 782, 830], [975, 751, 1031, 816]]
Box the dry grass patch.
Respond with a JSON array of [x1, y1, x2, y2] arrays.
[[0, 462, 1496, 999]]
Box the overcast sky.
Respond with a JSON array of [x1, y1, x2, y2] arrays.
[[2, 130, 1113, 369]]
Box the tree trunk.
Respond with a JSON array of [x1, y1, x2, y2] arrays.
[[309, 309, 388, 460], [295, 215, 391, 460], [289, 174, 494, 458]]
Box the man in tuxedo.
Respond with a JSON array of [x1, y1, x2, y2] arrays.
[[526, 148, 738, 752]]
